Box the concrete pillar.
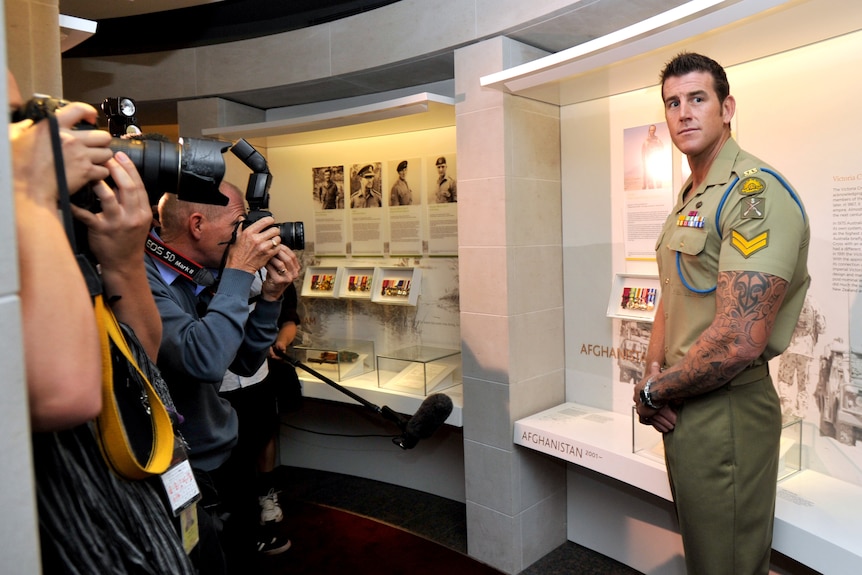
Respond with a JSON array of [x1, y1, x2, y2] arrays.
[[455, 37, 567, 574], [5, 0, 61, 97]]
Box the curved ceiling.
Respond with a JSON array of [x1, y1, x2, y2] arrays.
[[60, 0, 401, 57]]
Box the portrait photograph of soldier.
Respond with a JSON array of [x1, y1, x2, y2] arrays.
[[623, 122, 671, 191], [313, 165, 344, 209], [350, 162, 383, 208], [429, 154, 457, 204], [389, 158, 418, 206]]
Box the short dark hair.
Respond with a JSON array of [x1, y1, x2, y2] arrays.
[[660, 52, 730, 104]]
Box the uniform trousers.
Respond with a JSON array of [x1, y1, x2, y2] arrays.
[[663, 366, 781, 575]]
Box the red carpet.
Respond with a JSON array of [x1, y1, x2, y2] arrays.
[[256, 501, 505, 575]]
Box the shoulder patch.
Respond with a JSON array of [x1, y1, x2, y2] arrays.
[[739, 176, 766, 195], [730, 229, 769, 258], [740, 196, 765, 219]]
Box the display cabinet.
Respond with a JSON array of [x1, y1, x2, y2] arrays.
[[377, 345, 461, 395], [632, 406, 804, 481], [335, 266, 375, 300], [607, 274, 661, 322], [293, 339, 375, 382], [370, 267, 421, 306], [300, 266, 340, 298]]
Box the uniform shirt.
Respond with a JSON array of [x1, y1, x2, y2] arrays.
[[436, 174, 457, 203], [320, 181, 339, 209], [351, 188, 382, 208], [390, 178, 413, 205], [655, 138, 810, 367]]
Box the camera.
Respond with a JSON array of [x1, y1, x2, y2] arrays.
[[13, 95, 304, 251], [11, 94, 231, 208], [231, 139, 305, 251]]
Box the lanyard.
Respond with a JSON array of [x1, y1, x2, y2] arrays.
[[145, 232, 215, 287]]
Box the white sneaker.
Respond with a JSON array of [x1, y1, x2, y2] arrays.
[[259, 489, 284, 524]]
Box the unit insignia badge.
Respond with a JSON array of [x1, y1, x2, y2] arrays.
[[739, 176, 766, 195], [741, 197, 765, 219]]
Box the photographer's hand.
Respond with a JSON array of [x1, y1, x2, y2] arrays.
[[224, 215, 285, 275], [54, 102, 113, 193], [71, 152, 162, 359], [260, 246, 300, 302]]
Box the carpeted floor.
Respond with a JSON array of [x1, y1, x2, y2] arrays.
[[255, 499, 504, 575], [251, 465, 642, 575], [255, 465, 821, 575]]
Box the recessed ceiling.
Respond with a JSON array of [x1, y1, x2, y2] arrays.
[[58, 0, 695, 120], [60, 0, 225, 21]]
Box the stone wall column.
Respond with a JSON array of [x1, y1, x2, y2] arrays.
[[455, 37, 567, 574], [5, 0, 61, 97]]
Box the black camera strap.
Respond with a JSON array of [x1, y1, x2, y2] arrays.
[[47, 114, 102, 297], [145, 232, 215, 288]]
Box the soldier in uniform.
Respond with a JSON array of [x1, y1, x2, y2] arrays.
[[390, 160, 413, 205], [633, 53, 810, 575], [351, 164, 382, 208], [434, 156, 457, 203], [318, 167, 339, 210]]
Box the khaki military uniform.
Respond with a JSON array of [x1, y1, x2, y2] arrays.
[[350, 188, 382, 208], [655, 138, 810, 575]]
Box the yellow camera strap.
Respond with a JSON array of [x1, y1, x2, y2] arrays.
[[93, 294, 174, 480]]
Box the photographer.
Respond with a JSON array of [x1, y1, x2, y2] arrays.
[[9, 70, 194, 573], [147, 181, 299, 569]]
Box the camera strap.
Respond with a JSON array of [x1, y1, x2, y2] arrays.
[[46, 112, 174, 481], [46, 114, 103, 296], [145, 232, 215, 288]]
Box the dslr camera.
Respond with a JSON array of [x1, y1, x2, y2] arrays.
[[230, 138, 304, 251], [13, 94, 231, 208], [13, 95, 304, 250]]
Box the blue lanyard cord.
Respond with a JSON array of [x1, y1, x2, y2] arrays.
[[676, 250, 717, 294], [676, 169, 805, 294], [761, 168, 806, 223], [676, 176, 737, 294]]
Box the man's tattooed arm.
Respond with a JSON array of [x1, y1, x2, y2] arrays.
[[652, 270, 788, 404]]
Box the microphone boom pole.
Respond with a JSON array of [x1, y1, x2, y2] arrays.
[[281, 353, 409, 432]]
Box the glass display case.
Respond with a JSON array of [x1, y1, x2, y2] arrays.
[[632, 407, 804, 481], [377, 345, 461, 395], [293, 339, 375, 382]]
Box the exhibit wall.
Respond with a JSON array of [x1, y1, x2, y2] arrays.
[[563, 29, 862, 486], [249, 125, 461, 362]]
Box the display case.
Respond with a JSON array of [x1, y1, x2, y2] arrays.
[[371, 267, 421, 306], [377, 345, 461, 395], [335, 266, 375, 300], [607, 274, 661, 322], [778, 415, 803, 481], [632, 406, 804, 481], [300, 266, 341, 298], [293, 339, 374, 382]]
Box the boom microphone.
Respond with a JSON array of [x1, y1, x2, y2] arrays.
[[279, 353, 453, 449], [393, 393, 454, 450]]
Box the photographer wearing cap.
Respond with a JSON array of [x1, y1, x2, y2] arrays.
[[147, 181, 299, 569]]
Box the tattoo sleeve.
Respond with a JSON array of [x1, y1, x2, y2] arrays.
[[657, 270, 788, 402]]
